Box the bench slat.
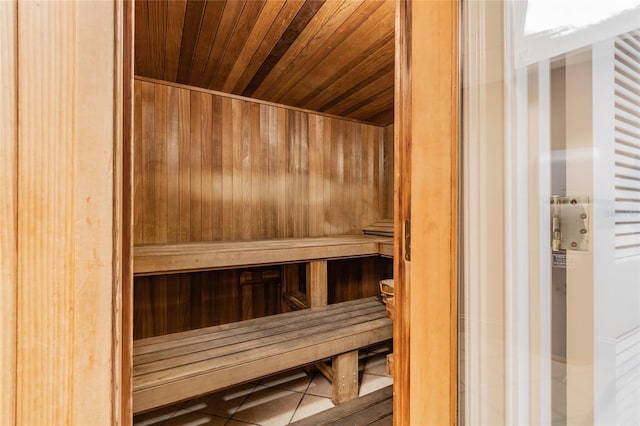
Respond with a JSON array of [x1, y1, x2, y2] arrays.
[[134, 297, 377, 353], [134, 235, 392, 276]]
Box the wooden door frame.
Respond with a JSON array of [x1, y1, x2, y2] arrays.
[[393, 1, 459, 424]]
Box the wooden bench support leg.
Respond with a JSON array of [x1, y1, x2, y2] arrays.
[[306, 260, 327, 307], [331, 350, 359, 404]]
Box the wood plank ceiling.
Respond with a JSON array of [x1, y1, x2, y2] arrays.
[[135, 0, 395, 126]]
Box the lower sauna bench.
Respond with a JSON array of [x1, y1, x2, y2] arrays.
[[289, 385, 393, 426], [133, 296, 392, 414]]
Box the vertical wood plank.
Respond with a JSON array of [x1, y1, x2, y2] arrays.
[[16, 1, 122, 423], [277, 107, 287, 238], [307, 260, 328, 307], [166, 87, 180, 242], [332, 350, 359, 404], [199, 92, 213, 241], [232, 99, 243, 239], [0, 1, 17, 424], [323, 117, 333, 236], [189, 91, 203, 240], [154, 84, 168, 243], [211, 95, 223, 241], [221, 97, 234, 240], [134, 81, 144, 244], [141, 81, 155, 243], [241, 103, 253, 239], [178, 88, 191, 242]]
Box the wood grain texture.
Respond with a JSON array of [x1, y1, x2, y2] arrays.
[[394, 1, 459, 424], [15, 1, 124, 424], [134, 79, 392, 244], [134, 0, 394, 125], [307, 260, 328, 307], [0, 1, 17, 424], [132, 297, 392, 413]]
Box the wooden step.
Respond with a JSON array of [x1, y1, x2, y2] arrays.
[[289, 385, 393, 426]]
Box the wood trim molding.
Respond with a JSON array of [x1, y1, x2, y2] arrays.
[[115, 0, 134, 423], [134, 75, 385, 128], [394, 0, 459, 424]]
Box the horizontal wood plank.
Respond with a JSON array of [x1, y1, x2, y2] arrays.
[[134, 235, 392, 275], [289, 385, 393, 426]]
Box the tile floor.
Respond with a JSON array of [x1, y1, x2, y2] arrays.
[[134, 342, 393, 426]]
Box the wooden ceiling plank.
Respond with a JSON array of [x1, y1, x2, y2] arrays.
[[196, 0, 244, 89], [230, 0, 305, 95], [164, 0, 187, 82], [270, 0, 393, 106], [342, 86, 394, 120], [264, 0, 384, 103], [147, 0, 168, 80], [208, 0, 266, 91], [134, 0, 151, 77], [249, 0, 363, 99], [175, 0, 206, 84], [363, 108, 394, 127], [242, 0, 327, 98], [321, 68, 394, 117], [298, 36, 393, 111], [186, 0, 226, 87], [221, 0, 289, 93]]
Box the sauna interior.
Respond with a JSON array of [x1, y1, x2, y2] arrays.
[[132, 0, 396, 423]]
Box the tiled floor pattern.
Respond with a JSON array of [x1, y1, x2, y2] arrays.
[[134, 342, 393, 426]]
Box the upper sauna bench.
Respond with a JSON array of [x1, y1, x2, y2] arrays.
[[134, 234, 393, 276]]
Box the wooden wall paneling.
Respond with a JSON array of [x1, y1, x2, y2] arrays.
[[266, 105, 279, 238], [141, 81, 155, 244], [133, 79, 393, 244], [199, 91, 214, 241], [277, 107, 287, 238], [211, 96, 224, 241], [154, 83, 169, 243], [16, 0, 125, 423], [322, 117, 333, 236], [134, 81, 144, 244], [178, 87, 191, 242], [189, 90, 203, 240], [166, 86, 181, 242], [222, 97, 234, 240], [0, 1, 17, 424], [383, 124, 394, 218]]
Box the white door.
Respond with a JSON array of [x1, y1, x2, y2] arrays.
[[461, 3, 640, 425], [557, 32, 640, 425]]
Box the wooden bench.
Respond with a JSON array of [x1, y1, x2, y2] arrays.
[[134, 235, 392, 276], [289, 385, 393, 426], [133, 296, 392, 414]]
